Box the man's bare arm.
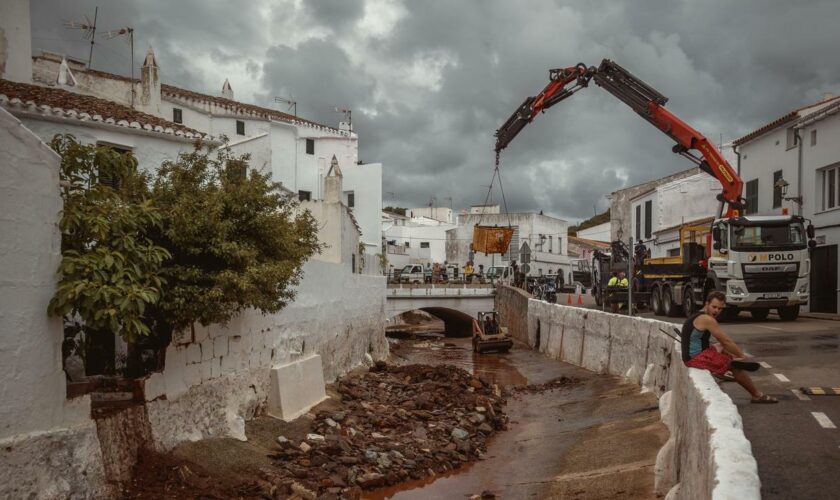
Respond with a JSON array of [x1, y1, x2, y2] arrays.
[[697, 316, 746, 358]]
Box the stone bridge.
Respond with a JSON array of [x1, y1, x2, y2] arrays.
[[386, 284, 495, 337]]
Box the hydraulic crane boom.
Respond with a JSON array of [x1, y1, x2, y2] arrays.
[[494, 59, 745, 218]]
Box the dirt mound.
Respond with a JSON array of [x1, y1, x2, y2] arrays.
[[261, 361, 507, 497]]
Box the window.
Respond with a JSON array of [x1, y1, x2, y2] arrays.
[[172, 108, 182, 124], [351, 253, 356, 274], [635, 204, 641, 241], [745, 179, 759, 214], [644, 200, 652, 240], [404, 241, 410, 248], [346, 191, 355, 208], [420, 242, 430, 249], [667, 248, 681, 257], [823, 166, 839, 211], [298, 190, 311, 202], [236, 120, 245, 135], [785, 127, 796, 150], [96, 142, 133, 189], [773, 170, 783, 208], [548, 235, 553, 253], [305, 138, 315, 155], [811, 129, 817, 146]]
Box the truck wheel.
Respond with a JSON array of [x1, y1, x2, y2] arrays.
[[750, 308, 770, 321], [778, 305, 800, 321], [651, 287, 664, 316], [663, 287, 682, 317], [683, 287, 697, 318]]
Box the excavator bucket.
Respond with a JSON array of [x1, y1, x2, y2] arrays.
[[472, 225, 514, 255]]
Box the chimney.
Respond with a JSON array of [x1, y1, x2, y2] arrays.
[[57, 57, 77, 87], [324, 155, 343, 203], [139, 46, 161, 114], [222, 78, 234, 100], [0, 0, 33, 83]]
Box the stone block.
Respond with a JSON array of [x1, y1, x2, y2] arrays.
[[581, 309, 611, 373], [267, 354, 328, 421], [210, 357, 222, 379], [144, 372, 166, 401], [201, 339, 214, 362], [164, 345, 188, 401], [229, 335, 243, 354], [213, 336, 228, 358], [560, 307, 585, 366], [186, 343, 202, 364], [200, 359, 214, 381], [184, 362, 201, 388], [607, 314, 648, 385], [193, 324, 211, 342]]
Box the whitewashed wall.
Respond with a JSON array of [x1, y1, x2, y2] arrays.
[[142, 259, 388, 450], [0, 0, 33, 83], [0, 108, 107, 498], [344, 161, 383, 249]]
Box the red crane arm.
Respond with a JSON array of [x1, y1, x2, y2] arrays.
[[493, 59, 746, 218], [494, 63, 594, 154]]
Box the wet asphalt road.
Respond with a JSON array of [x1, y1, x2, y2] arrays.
[[643, 311, 840, 499]]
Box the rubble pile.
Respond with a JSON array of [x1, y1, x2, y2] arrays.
[[261, 361, 508, 498]]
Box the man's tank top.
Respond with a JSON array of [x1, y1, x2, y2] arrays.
[[680, 312, 710, 361]]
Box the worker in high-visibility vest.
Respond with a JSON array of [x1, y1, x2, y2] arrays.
[[608, 271, 629, 313]]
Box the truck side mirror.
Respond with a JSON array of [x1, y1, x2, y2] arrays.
[[809, 239, 817, 249], [807, 224, 815, 239], [713, 241, 722, 251], [712, 226, 721, 243]]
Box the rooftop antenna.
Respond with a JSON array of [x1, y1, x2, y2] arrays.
[[101, 27, 134, 106], [332, 106, 352, 129], [274, 96, 297, 117], [64, 6, 98, 68]]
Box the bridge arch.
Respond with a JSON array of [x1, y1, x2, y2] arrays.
[[388, 307, 479, 338]]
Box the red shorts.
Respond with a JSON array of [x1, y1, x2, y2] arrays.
[[685, 346, 732, 376]]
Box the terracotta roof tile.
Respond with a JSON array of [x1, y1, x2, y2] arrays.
[[733, 94, 840, 146], [0, 79, 205, 139], [161, 84, 342, 133]]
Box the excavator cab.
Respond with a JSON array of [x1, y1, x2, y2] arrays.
[[472, 311, 513, 353]]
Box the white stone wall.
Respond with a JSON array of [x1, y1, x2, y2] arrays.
[[509, 293, 760, 499], [0, 0, 33, 83], [0, 108, 107, 498], [142, 259, 387, 451], [343, 161, 382, 248]]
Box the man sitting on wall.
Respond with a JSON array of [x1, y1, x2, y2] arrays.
[[681, 291, 777, 404]]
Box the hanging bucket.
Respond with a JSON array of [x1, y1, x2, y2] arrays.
[[472, 225, 514, 254]]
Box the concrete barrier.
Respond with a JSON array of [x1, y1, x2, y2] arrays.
[[496, 286, 760, 500]]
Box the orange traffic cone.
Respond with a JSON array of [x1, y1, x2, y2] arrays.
[[567, 294, 573, 304], [577, 294, 584, 305]]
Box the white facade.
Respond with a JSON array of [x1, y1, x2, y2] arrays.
[[576, 221, 611, 242], [446, 212, 570, 277], [383, 214, 456, 266], [736, 95, 840, 313], [0, 0, 33, 83], [629, 173, 721, 258], [407, 206, 453, 224], [343, 162, 383, 249]]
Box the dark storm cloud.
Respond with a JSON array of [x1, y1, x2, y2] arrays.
[[30, 0, 840, 223]]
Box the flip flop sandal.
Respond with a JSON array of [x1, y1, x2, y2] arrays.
[[751, 394, 778, 404], [731, 360, 760, 372], [715, 371, 736, 382]]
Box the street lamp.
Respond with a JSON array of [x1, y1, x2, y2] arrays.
[[774, 177, 802, 206]]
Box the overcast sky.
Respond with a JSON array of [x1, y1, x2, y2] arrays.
[[30, 0, 840, 223]]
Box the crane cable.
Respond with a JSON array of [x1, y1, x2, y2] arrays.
[[477, 151, 513, 228]]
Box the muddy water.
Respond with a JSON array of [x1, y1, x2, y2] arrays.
[[366, 338, 665, 499]]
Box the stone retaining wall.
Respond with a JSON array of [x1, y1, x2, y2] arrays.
[[495, 286, 760, 499]]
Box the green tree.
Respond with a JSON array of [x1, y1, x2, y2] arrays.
[[47, 135, 169, 353], [148, 144, 322, 338], [384, 206, 407, 216]]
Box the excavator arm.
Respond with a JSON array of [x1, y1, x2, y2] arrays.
[[494, 59, 745, 218]]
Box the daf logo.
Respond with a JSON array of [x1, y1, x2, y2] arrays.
[[748, 253, 795, 262]]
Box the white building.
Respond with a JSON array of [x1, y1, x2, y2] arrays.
[[382, 211, 456, 270], [406, 206, 453, 224], [446, 211, 570, 277], [734, 93, 840, 313], [576, 221, 610, 242], [629, 173, 721, 258], [28, 49, 383, 254]]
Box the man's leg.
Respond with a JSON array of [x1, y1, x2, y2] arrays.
[[731, 368, 762, 398]]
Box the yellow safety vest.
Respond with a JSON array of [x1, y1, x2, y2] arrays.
[[608, 277, 628, 287]]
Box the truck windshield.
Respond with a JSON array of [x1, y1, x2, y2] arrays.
[[486, 267, 504, 278], [731, 222, 806, 250], [400, 265, 417, 274]]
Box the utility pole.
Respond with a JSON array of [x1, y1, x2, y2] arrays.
[[64, 7, 98, 68]]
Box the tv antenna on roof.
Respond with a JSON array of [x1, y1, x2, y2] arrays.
[[274, 96, 297, 117], [64, 6, 98, 68], [101, 27, 135, 105], [332, 106, 352, 129]]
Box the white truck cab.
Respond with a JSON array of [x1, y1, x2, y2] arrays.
[[709, 214, 813, 320]]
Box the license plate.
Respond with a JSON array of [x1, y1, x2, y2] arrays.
[[763, 293, 782, 299]]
